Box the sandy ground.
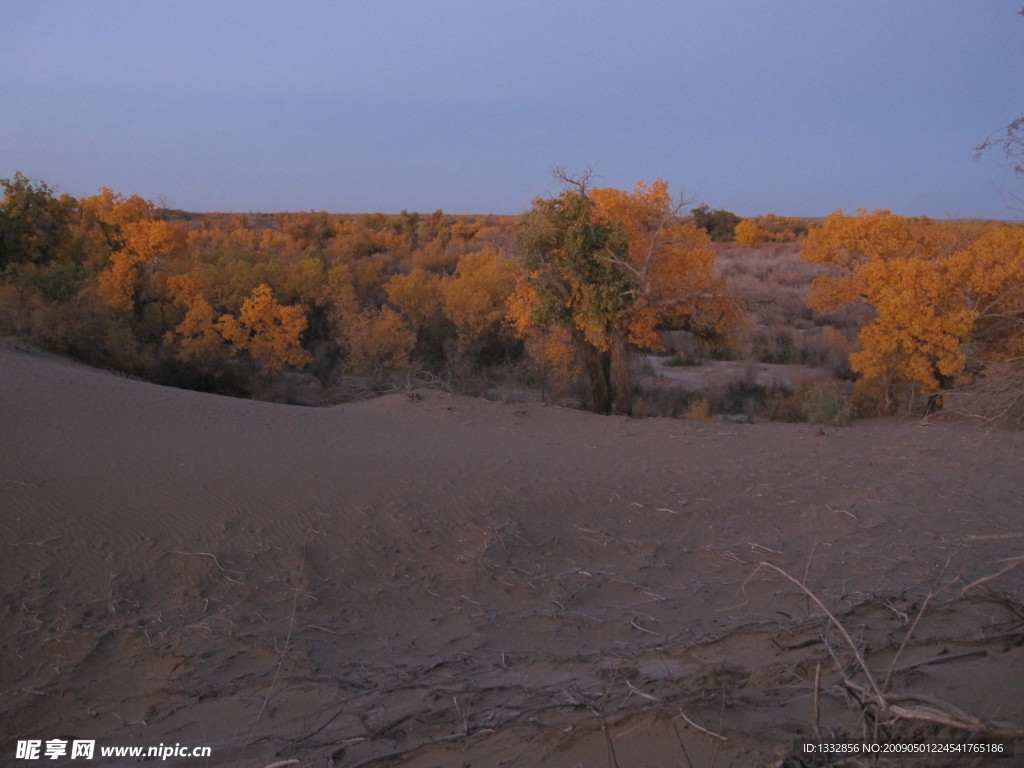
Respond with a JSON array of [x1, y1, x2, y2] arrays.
[[2, 339, 1023, 767]]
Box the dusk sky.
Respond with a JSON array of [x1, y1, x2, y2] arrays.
[[3, 2, 1022, 217]]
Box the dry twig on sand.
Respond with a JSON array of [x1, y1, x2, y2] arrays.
[[959, 555, 1024, 597], [749, 562, 884, 706], [882, 559, 952, 692], [945, 357, 1024, 427], [754, 560, 1024, 747], [169, 550, 244, 581], [678, 708, 727, 742], [239, 588, 300, 759]]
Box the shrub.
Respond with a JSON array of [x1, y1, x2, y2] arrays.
[[684, 397, 714, 421], [798, 378, 853, 426], [691, 205, 740, 242], [751, 325, 798, 364], [710, 376, 792, 417], [734, 219, 771, 247]]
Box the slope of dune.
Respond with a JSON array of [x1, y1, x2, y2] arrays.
[[2, 339, 1022, 767]]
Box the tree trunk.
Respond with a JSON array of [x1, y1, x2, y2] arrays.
[[571, 325, 611, 414], [609, 330, 632, 415]]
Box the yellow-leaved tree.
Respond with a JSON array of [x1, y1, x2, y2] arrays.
[[386, 268, 445, 334], [733, 219, 771, 247], [341, 307, 416, 381], [89, 189, 183, 314], [164, 273, 223, 364], [510, 174, 742, 414], [216, 284, 311, 374], [802, 209, 1024, 413], [441, 247, 522, 352]]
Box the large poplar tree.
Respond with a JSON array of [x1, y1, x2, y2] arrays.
[[510, 172, 741, 415]]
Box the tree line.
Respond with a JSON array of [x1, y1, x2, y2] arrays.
[[2, 170, 1022, 420]]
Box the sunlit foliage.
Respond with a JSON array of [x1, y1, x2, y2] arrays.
[[802, 209, 1024, 413], [590, 180, 742, 349], [735, 214, 810, 247], [734, 219, 771, 247], [442, 247, 522, 348], [164, 273, 223, 363], [511, 176, 742, 414], [90, 189, 183, 313], [216, 284, 311, 374], [386, 268, 445, 333]]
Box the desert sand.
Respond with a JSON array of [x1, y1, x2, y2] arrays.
[[2, 338, 1023, 767]]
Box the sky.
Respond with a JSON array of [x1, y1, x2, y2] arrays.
[[2, 1, 1022, 217]]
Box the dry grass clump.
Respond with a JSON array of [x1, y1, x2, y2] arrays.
[[630, 388, 702, 419], [944, 358, 1024, 428], [635, 364, 856, 424], [715, 242, 822, 329], [709, 377, 794, 420], [747, 325, 854, 377]]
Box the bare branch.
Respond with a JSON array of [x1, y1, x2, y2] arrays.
[[551, 165, 596, 194], [976, 115, 1024, 176]]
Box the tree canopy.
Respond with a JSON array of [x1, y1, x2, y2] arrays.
[[509, 175, 742, 414], [802, 209, 1024, 413]]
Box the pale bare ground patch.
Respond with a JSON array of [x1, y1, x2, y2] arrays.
[[643, 356, 831, 393]]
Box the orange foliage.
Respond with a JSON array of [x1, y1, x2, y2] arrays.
[[734, 219, 771, 247], [505, 281, 579, 390], [802, 209, 1024, 411], [97, 250, 147, 312], [441, 247, 522, 346], [341, 307, 415, 378], [216, 284, 311, 374], [88, 189, 183, 312], [164, 273, 222, 362], [386, 269, 444, 332], [2, 178, 545, 393], [735, 215, 811, 247], [954, 224, 1024, 361], [408, 238, 458, 273], [590, 179, 742, 349]]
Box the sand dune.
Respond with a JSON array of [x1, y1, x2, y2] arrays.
[[2, 339, 1023, 766]]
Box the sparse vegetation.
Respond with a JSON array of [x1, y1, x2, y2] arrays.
[[798, 377, 854, 426]]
